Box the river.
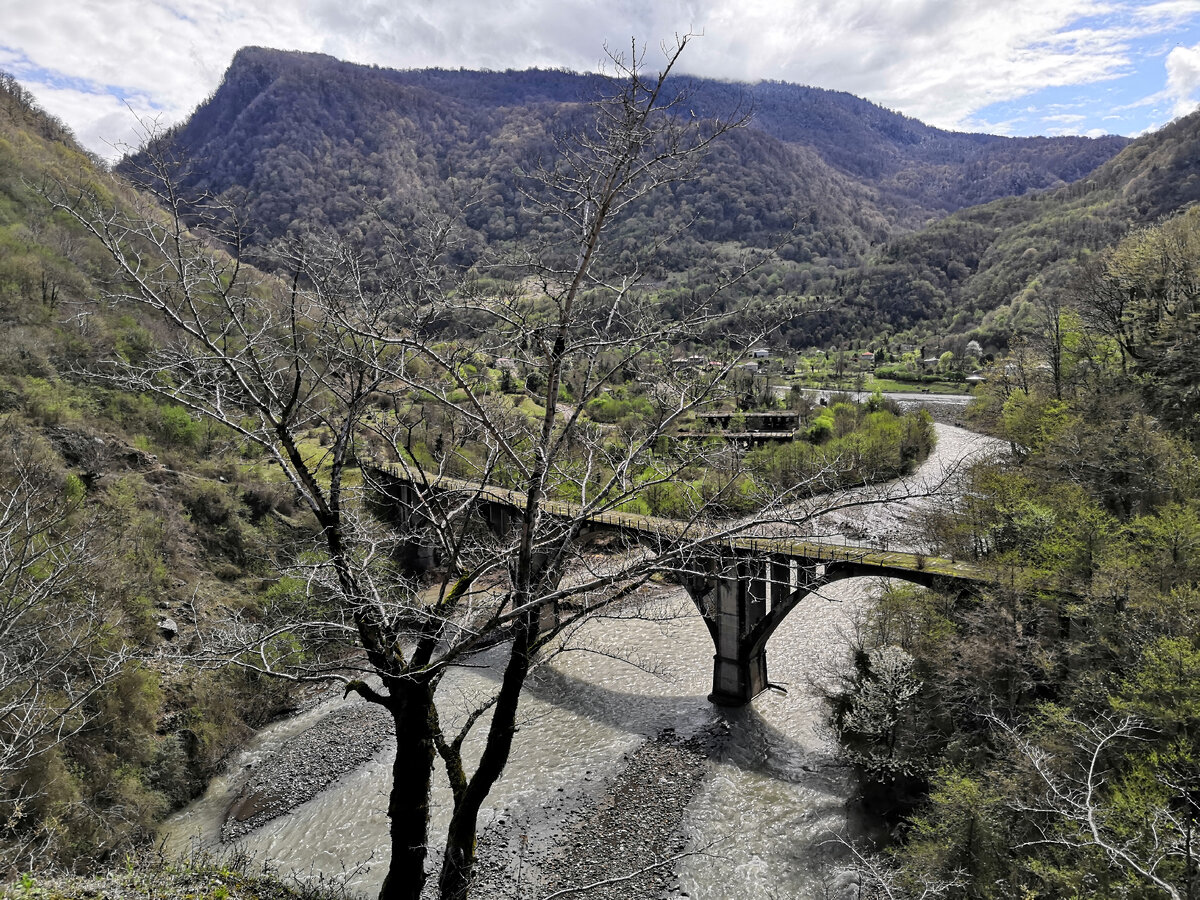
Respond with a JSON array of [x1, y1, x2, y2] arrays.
[[162, 422, 1004, 899]]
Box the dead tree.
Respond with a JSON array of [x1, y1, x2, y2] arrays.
[[1006, 713, 1192, 900], [46, 34, 949, 900], [0, 431, 131, 870]]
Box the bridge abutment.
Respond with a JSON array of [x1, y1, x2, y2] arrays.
[[695, 558, 774, 705]]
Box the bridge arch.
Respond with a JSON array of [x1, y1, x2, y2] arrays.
[[743, 560, 975, 670], [369, 465, 1000, 706], [682, 552, 982, 706]]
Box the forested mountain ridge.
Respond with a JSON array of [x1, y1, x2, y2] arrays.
[[816, 106, 1200, 346], [122, 46, 1129, 339], [293, 51, 1127, 216], [160, 46, 1127, 227]]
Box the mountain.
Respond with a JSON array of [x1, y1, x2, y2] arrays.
[[120, 47, 1128, 329], [814, 107, 1200, 347], [0, 72, 302, 868], [256, 54, 1124, 221]]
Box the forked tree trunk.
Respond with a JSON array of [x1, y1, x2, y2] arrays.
[[379, 679, 439, 900], [437, 619, 537, 900]]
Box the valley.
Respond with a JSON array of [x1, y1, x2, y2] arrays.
[[3, 37, 1200, 900]]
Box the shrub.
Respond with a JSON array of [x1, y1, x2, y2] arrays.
[[157, 404, 202, 449], [181, 481, 249, 564]]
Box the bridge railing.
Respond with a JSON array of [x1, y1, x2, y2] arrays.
[[364, 463, 998, 584]]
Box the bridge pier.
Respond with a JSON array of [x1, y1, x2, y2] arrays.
[[691, 554, 821, 705], [479, 499, 519, 539], [708, 573, 767, 704], [379, 480, 440, 572], [685, 556, 778, 705]]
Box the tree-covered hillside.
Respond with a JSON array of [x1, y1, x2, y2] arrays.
[[827, 206, 1200, 899], [0, 73, 305, 873], [816, 108, 1200, 348], [120, 46, 1129, 347]]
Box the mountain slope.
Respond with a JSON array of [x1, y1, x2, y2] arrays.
[[815, 108, 1200, 346], [121, 47, 1127, 310], [311, 56, 1127, 218], [0, 73, 303, 869]]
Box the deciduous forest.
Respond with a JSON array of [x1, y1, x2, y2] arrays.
[[1, 34, 1200, 900], [829, 207, 1200, 899]]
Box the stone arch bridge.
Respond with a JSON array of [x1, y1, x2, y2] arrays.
[[371, 466, 1006, 706]]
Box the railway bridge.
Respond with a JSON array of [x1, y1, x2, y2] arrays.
[[371, 466, 1001, 706]]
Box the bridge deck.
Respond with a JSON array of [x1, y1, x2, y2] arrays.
[[372, 465, 990, 586]]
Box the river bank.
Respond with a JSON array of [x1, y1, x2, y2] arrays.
[[221, 703, 394, 842], [792, 387, 974, 426], [203, 691, 729, 899], [161, 424, 1000, 899], [472, 727, 721, 900]]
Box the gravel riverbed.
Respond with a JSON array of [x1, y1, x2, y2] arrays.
[[221, 702, 393, 842], [471, 726, 721, 900], [219, 700, 721, 900]]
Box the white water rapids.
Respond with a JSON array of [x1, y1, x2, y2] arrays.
[[162, 420, 1004, 899]]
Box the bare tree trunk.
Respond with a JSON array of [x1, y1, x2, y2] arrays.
[[437, 615, 537, 900], [381, 680, 439, 900]]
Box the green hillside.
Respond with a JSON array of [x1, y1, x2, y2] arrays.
[[119, 47, 1129, 344], [816, 108, 1200, 347], [0, 74, 303, 873]]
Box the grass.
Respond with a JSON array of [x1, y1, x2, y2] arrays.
[[784, 374, 972, 396], [4, 849, 353, 900], [864, 377, 973, 395]]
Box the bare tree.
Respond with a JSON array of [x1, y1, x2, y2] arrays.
[[44, 34, 931, 900], [1004, 713, 1194, 900], [1027, 285, 1067, 401], [825, 835, 963, 900], [1070, 255, 1140, 374], [0, 430, 132, 870]]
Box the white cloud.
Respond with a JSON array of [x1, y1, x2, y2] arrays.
[[1166, 41, 1200, 117], [3, 0, 1200, 155], [1134, 0, 1200, 26], [28, 85, 163, 161], [1045, 113, 1088, 125]]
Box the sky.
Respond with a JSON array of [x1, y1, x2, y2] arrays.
[[2, 0, 1200, 161]]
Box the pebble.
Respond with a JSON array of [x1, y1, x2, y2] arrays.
[[220, 703, 393, 842], [219, 706, 723, 900], [469, 726, 722, 900]]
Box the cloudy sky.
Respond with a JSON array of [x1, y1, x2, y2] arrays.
[[3, 0, 1200, 160]]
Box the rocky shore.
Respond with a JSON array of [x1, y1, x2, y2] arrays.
[[217, 698, 721, 900], [221, 702, 393, 842], [470, 726, 722, 900], [912, 396, 972, 427]]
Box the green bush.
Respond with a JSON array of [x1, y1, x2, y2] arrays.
[[808, 408, 835, 443], [585, 390, 654, 424], [157, 404, 202, 449], [748, 401, 936, 492]]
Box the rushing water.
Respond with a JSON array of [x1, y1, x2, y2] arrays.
[[162, 422, 1004, 899]]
